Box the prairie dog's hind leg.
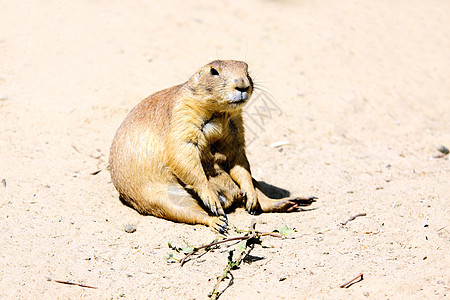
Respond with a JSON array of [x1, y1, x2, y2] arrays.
[[137, 184, 229, 234], [253, 179, 317, 213]]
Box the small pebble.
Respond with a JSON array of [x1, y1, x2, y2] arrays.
[[437, 145, 449, 155], [363, 291, 370, 297], [124, 224, 136, 233]]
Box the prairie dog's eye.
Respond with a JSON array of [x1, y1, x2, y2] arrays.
[[210, 67, 219, 76]]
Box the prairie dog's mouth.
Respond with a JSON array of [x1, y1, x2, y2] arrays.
[[229, 99, 246, 105], [228, 91, 250, 104]]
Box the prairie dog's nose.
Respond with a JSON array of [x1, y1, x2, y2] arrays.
[[234, 77, 250, 92]]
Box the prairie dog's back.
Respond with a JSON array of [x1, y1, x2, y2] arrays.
[[109, 85, 183, 200]]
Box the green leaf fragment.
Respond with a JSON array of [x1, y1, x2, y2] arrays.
[[237, 240, 247, 252], [166, 253, 180, 262], [230, 260, 240, 269], [278, 226, 295, 237], [182, 245, 194, 254]]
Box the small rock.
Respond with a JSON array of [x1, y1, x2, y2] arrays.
[[363, 291, 370, 297], [124, 224, 136, 233], [437, 145, 449, 155]]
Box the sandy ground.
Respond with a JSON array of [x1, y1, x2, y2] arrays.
[[1, 0, 449, 298]]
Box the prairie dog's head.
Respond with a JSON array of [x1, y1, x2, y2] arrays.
[[187, 60, 253, 111]]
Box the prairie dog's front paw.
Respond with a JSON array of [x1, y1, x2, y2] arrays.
[[244, 189, 259, 215], [199, 189, 226, 217], [209, 172, 242, 208]]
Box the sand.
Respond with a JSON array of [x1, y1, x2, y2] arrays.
[[0, 0, 449, 298]]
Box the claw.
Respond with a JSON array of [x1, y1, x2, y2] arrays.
[[292, 196, 317, 206], [217, 207, 226, 217], [216, 222, 228, 235], [219, 216, 228, 226], [220, 225, 229, 235]]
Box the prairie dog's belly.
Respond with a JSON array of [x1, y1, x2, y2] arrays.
[[202, 116, 228, 145]]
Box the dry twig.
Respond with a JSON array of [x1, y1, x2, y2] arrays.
[[209, 245, 250, 300], [168, 220, 294, 299], [209, 219, 258, 299], [339, 273, 364, 288], [53, 279, 98, 289], [179, 223, 282, 266], [340, 213, 366, 226]]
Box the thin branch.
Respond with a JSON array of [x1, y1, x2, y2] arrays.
[[53, 280, 98, 289], [340, 213, 366, 226], [209, 246, 249, 300], [170, 220, 294, 299], [209, 219, 258, 299], [180, 231, 281, 266], [339, 273, 364, 288], [180, 235, 249, 266]]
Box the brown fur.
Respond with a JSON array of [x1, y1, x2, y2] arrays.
[[109, 60, 315, 233]]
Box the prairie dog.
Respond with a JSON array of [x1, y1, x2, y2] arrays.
[[109, 60, 315, 233]]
